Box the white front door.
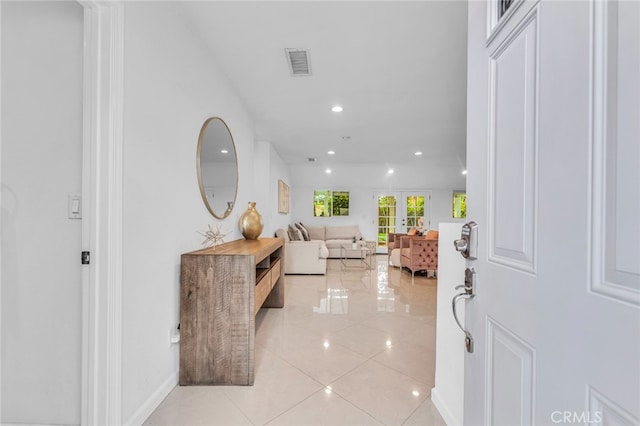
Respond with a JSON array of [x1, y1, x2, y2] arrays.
[[463, 0, 639, 424]]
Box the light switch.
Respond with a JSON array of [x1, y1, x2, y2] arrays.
[[68, 194, 82, 219]]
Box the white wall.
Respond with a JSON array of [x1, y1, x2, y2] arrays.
[[253, 141, 292, 237], [121, 3, 260, 423], [1, 2, 83, 424], [431, 188, 467, 229]]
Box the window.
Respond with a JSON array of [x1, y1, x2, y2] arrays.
[[453, 191, 467, 218], [332, 191, 350, 216], [313, 190, 349, 217], [314, 190, 331, 217]]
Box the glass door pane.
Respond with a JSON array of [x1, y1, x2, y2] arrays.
[[377, 195, 397, 247], [399, 191, 431, 233]]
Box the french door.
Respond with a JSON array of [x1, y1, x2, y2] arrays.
[[375, 191, 431, 250]]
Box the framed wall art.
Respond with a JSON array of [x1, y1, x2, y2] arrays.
[[278, 179, 289, 214]]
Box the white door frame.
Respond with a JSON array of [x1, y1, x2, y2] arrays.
[[79, 1, 124, 425]]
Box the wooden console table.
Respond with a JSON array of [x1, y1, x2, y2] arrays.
[[179, 237, 284, 385]]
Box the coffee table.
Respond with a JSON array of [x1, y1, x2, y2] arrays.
[[340, 243, 372, 270]]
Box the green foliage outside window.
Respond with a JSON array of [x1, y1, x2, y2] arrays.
[[405, 196, 425, 228], [314, 190, 349, 217], [453, 192, 467, 218], [332, 191, 350, 216], [377, 195, 397, 246], [314, 190, 331, 217]]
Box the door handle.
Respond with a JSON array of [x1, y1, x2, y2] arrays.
[[452, 292, 474, 353], [452, 268, 476, 353]]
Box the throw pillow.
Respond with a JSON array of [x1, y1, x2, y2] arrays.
[[295, 223, 310, 241], [288, 225, 301, 241], [425, 230, 439, 240], [408, 227, 418, 236]]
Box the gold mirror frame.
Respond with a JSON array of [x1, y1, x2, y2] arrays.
[[196, 117, 239, 219]]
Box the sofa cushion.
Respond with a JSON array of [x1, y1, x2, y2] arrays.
[[325, 225, 361, 240], [307, 226, 325, 241]]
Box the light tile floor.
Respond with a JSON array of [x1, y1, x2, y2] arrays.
[[144, 257, 446, 426]]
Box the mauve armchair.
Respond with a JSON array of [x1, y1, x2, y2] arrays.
[[400, 233, 438, 280]]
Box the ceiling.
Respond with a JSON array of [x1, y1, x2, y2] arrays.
[[178, 1, 468, 170]]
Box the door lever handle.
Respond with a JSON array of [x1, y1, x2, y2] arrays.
[[452, 292, 475, 353]]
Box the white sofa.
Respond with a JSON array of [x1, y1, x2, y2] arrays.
[[275, 228, 329, 274], [275, 224, 368, 274]]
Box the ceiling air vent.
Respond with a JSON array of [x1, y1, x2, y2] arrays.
[[285, 48, 311, 76]]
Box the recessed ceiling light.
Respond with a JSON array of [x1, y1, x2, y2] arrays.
[[341, 136, 351, 141], [462, 170, 468, 175], [388, 169, 394, 174], [326, 169, 332, 174], [220, 149, 228, 154], [414, 151, 423, 156], [308, 157, 316, 162], [328, 150, 335, 155], [331, 105, 343, 113]]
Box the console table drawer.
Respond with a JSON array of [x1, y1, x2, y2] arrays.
[[254, 270, 271, 315], [270, 258, 281, 287]]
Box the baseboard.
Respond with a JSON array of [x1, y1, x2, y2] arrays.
[[431, 387, 462, 426], [124, 371, 178, 426]]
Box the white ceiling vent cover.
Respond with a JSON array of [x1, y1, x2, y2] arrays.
[[285, 48, 311, 76]]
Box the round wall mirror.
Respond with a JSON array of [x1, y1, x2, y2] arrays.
[[196, 117, 238, 219]]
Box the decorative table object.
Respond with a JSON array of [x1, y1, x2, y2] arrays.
[[239, 201, 263, 240]]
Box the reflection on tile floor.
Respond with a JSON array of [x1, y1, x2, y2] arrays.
[[144, 257, 445, 426]]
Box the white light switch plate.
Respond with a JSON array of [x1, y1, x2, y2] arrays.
[[68, 194, 82, 219]]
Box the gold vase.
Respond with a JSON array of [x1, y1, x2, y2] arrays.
[[239, 201, 263, 240]]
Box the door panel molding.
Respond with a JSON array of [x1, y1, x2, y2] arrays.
[[589, 0, 640, 307], [588, 386, 640, 425], [488, 7, 539, 274], [485, 0, 533, 45], [485, 316, 535, 426]]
